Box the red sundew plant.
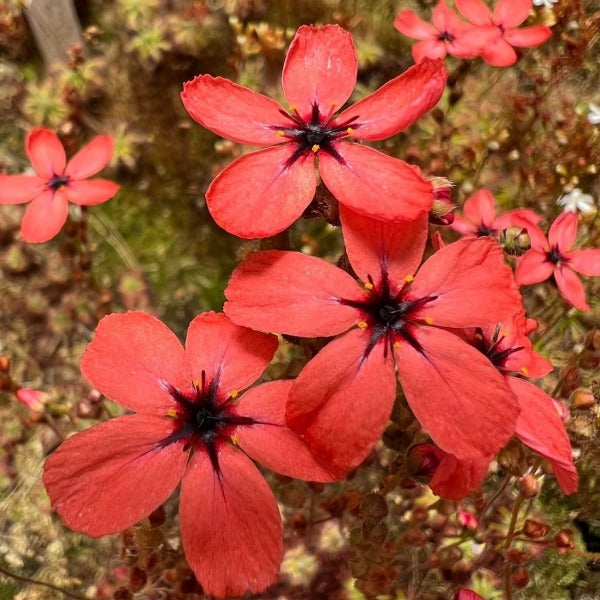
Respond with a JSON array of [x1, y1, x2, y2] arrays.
[[1, 3, 600, 599]]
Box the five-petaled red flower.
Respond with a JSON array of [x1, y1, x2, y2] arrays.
[[224, 208, 523, 477], [0, 128, 119, 243], [395, 0, 491, 63], [181, 24, 447, 238], [455, 0, 551, 67], [43, 312, 333, 598], [515, 212, 600, 311]]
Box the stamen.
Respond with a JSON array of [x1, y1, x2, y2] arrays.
[[311, 144, 320, 153], [404, 274, 414, 283], [357, 321, 368, 329], [424, 316, 434, 325], [393, 340, 401, 349], [201, 370, 206, 395], [364, 282, 374, 290], [276, 130, 285, 137], [231, 434, 239, 445], [346, 127, 355, 136], [167, 407, 177, 418], [229, 390, 239, 399], [521, 366, 529, 376]]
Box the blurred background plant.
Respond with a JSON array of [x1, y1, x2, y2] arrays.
[[0, 0, 599, 598]]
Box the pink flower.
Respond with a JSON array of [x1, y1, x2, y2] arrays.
[[0, 128, 119, 243], [515, 212, 600, 311], [43, 312, 333, 597], [15, 387, 47, 412], [181, 25, 447, 238], [395, 0, 491, 62], [455, 0, 552, 66], [455, 591, 484, 600], [451, 188, 540, 238], [224, 209, 523, 477]]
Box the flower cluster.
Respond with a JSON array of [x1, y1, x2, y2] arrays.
[[31, 18, 597, 599], [395, 0, 552, 66]]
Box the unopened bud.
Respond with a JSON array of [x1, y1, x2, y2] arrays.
[[407, 443, 444, 479], [0, 356, 10, 372], [571, 388, 595, 410], [15, 388, 47, 413], [499, 226, 531, 256], [523, 519, 551, 539], [554, 529, 575, 552], [428, 177, 455, 226], [519, 474, 540, 498], [457, 510, 478, 531], [454, 590, 483, 600]]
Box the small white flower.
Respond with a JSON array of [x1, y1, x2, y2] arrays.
[[556, 188, 595, 213], [588, 102, 600, 125], [533, 0, 558, 7]]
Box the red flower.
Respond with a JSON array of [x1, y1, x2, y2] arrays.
[[467, 315, 578, 494], [43, 312, 333, 597], [181, 25, 447, 238], [515, 212, 600, 311], [451, 188, 540, 238], [224, 208, 522, 476], [0, 128, 119, 243], [455, 0, 551, 66], [455, 590, 484, 600], [395, 1, 491, 62]]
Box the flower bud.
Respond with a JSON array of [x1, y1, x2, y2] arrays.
[[457, 510, 478, 531], [407, 443, 444, 479], [499, 226, 531, 256], [512, 567, 530, 588], [428, 177, 455, 226], [454, 590, 483, 600], [15, 388, 47, 413], [554, 529, 575, 552], [570, 388, 595, 410], [523, 519, 551, 539], [519, 474, 540, 498]]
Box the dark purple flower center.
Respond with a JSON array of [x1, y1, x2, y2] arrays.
[[48, 175, 70, 191], [477, 222, 496, 237], [437, 31, 455, 42], [342, 273, 436, 355], [273, 103, 359, 167], [473, 326, 522, 372], [159, 371, 255, 472], [546, 245, 563, 265]]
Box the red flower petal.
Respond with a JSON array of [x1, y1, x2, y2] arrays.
[[81, 311, 186, 413], [287, 329, 397, 478], [482, 37, 518, 67], [504, 25, 552, 47], [395, 327, 520, 459], [340, 205, 428, 288], [554, 266, 588, 311], [232, 380, 336, 482], [333, 58, 446, 141], [548, 212, 578, 250], [569, 249, 600, 276], [43, 414, 187, 536], [184, 312, 277, 397], [63, 179, 119, 206], [206, 145, 317, 238], [394, 10, 438, 40], [224, 250, 363, 337], [20, 189, 69, 243], [179, 444, 282, 597], [493, 0, 532, 28], [0, 175, 45, 204], [410, 238, 522, 328], [514, 250, 554, 285], [319, 143, 433, 221], [455, 0, 492, 26], [509, 377, 578, 494], [462, 188, 496, 228], [430, 453, 491, 500], [493, 207, 541, 231], [282, 25, 357, 123], [25, 128, 66, 179], [65, 136, 115, 179], [412, 40, 448, 62], [450, 215, 478, 236], [433, 1, 465, 33], [181, 75, 290, 146]]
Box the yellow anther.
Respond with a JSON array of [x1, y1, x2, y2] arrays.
[[192, 378, 200, 389], [521, 366, 529, 376], [276, 130, 285, 137], [231, 434, 239, 446], [474, 333, 483, 340], [357, 321, 368, 329], [289, 104, 298, 111], [404, 274, 414, 283], [229, 389, 239, 399], [330, 101, 338, 107], [424, 316, 434, 325], [364, 282, 374, 290], [502, 330, 509, 338], [393, 341, 401, 349], [167, 408, 177, 418], [311, 144, 320, 153], [346, 127, 355, 136]]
